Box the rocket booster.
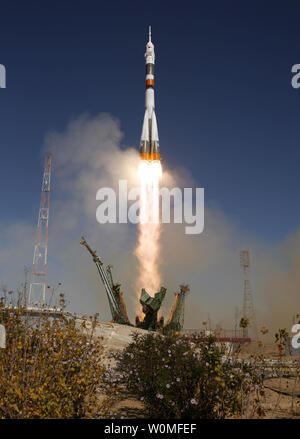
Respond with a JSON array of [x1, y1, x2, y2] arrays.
[[140, 26, 160, 162]]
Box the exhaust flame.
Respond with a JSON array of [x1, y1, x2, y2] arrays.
[[135, 160, 162, 304]]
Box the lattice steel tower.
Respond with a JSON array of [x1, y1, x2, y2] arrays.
[[29, 154, 52, 306], [240, 249, 258, 340]]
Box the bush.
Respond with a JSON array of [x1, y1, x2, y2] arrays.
[[113, 332, 263, 419], [0, 293, 111, 418]]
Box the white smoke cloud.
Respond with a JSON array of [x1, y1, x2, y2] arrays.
[[0, 112, 299, 338], [44, 113, 140, 320]]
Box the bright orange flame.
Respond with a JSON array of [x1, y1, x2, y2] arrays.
[[135, 160, 162, 312]]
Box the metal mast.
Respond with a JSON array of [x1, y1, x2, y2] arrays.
[[240, 249, 258, 340], [29, 154, 52, 306], [234, 306, 239, 337], [80, 237, 130, 325], [165, 284, 190, 332]]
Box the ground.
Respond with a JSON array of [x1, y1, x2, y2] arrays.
[[106, 379, 300, 419], [261, 378, 300, 419]]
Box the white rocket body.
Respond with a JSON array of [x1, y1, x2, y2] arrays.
[[140, 27, 160, 161]]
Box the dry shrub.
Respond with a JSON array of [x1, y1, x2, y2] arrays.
[[112, 332, 264, 419], [0, 292, 111, 418]]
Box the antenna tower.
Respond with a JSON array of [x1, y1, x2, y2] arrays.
[[29, 154, 52, 306], [240, 249, 258, 340]]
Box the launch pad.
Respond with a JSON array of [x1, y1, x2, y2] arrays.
[[80, 236, 189, 333], [80, 236, 253, 347]]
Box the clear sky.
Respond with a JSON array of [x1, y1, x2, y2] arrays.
[[0, 0, 299, 242]]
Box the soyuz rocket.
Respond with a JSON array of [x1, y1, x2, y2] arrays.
[[140, 26, 160, 162]]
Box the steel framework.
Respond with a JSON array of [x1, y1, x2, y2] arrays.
[[29, 154, 52, 305], [240, 249, 258, 340], [165, 284, 190, 332], [80, 237, 130, 325]]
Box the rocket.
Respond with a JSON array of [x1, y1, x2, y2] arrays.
[[140, 26, 160, 162]]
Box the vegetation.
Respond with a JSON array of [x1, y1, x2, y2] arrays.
[[0, 290, 112, 419], [110, 331, 264, 419], [1, 284, 299, 419]]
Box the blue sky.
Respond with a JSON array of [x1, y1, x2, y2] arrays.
[[0, 0, 299, 242]]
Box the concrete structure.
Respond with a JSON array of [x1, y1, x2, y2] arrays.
[[93, 322, 148, 354]]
